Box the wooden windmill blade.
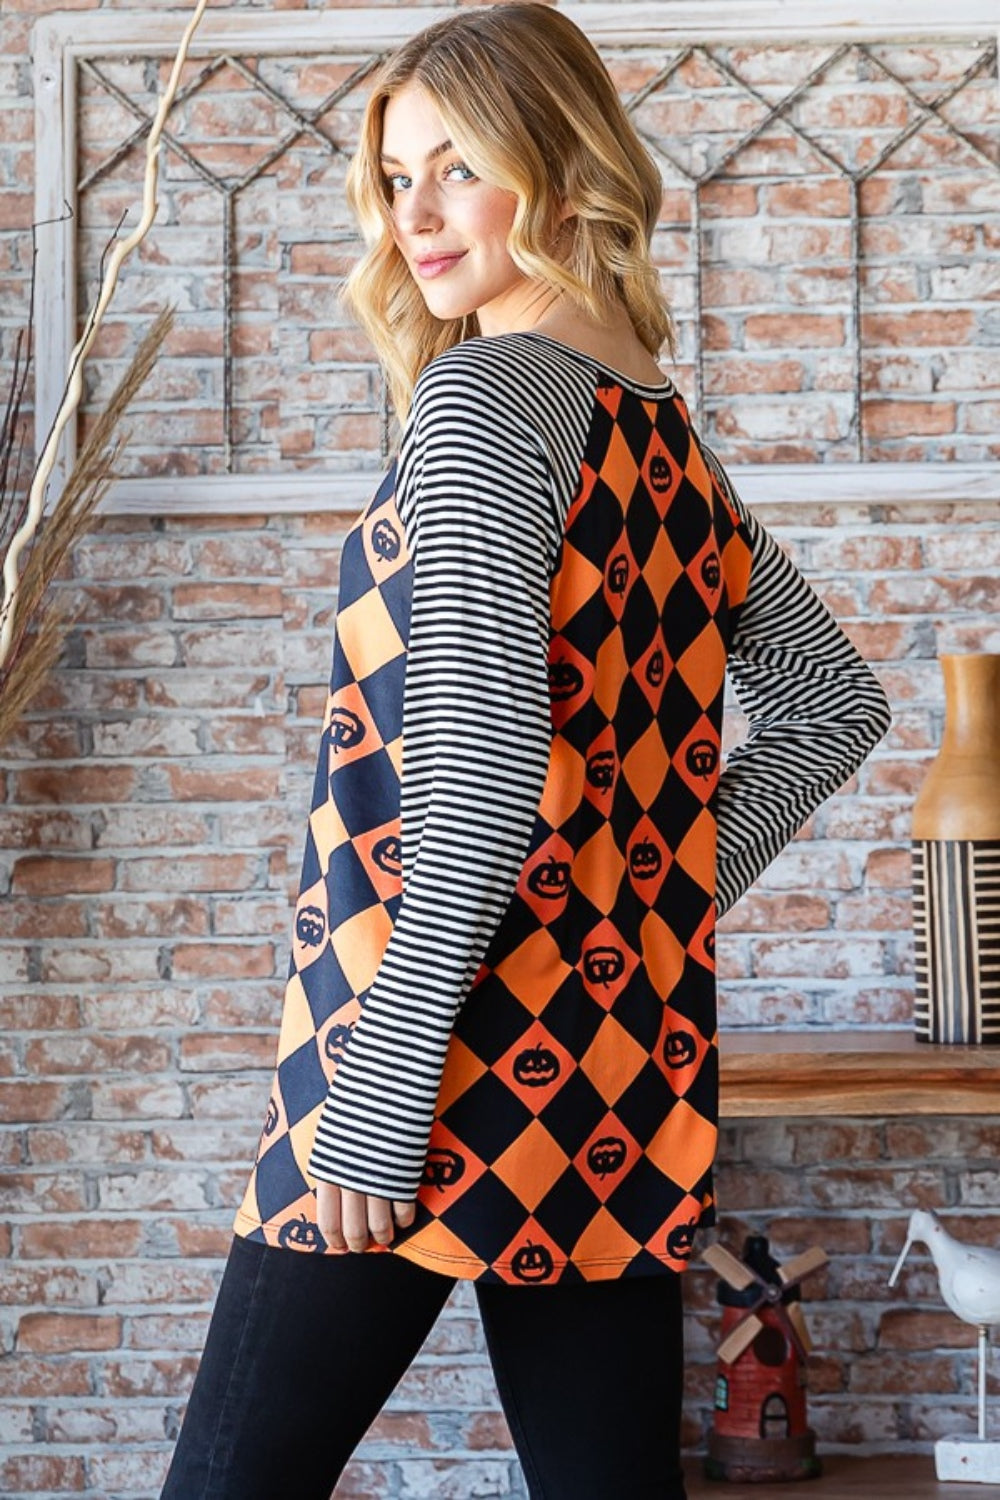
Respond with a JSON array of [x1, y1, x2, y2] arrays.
[[703, 1243, 759, 1291], [778, 1246, 828, 1286], [784, 1299, 813, 1356], [718, 1312, 765, 1366]]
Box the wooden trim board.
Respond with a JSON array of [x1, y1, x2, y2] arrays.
[[94, 462, 1000, 517], [719, 1029, 1000, 1117]]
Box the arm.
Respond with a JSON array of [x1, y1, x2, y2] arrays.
[[306, 361, 558, 1199], [703, 447, 893, 917]]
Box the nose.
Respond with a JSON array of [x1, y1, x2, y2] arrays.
[[392, 179, 444, 239]]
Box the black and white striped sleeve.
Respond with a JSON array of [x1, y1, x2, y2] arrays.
[[705, 450, 893, 918], [306, 358, 560, 1200]]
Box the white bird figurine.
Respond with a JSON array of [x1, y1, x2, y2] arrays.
[[890, 1208, 1000, 1327], [889, 1208, 1000, 1476]]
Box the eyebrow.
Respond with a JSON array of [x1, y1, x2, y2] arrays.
[[379, 138, 455, 166]]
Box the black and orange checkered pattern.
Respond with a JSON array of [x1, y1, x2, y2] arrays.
[[233, 382, 753, 1283]]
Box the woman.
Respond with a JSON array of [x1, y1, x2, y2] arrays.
[[160, 5, 892, 1497]]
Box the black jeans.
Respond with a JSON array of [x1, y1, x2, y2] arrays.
[[159, 1232, 688, 1500]]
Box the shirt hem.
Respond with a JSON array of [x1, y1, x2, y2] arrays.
[[233, 1206, 697, 1279]]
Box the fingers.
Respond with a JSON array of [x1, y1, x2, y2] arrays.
[[315, 1182, 418, 1252], [315, 1180, 346, 1251], [336, 1188, 368, 1251], [338, 1189, 394, 1250], [366, 1194, 394, 1246]]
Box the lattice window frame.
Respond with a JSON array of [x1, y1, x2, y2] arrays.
[[31, 1, 1000, 515]]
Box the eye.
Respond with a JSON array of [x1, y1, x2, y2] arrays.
[[382, 161, 478, 194]]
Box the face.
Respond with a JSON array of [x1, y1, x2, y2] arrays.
[[379, 81, 563, 337]]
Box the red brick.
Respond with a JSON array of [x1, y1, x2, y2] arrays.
[[90, 898, 209, 940], [839, 620, 912, 660], [864, 400, 957, 438], [864, 759, 931, 796], [1, 898, 89, 939], [10, 856, 114, 896], [699, 181, 758, 218], [165, 765, 281, 801], [743, 313, 845, 348], [879, 1310, 977, 1351], [861, 310, 976, 346], [0, 1454, 88, 1491], [0, 994, 81, 1030], [178, 1033, 278, 1071], [864, 848, 913, 889], [17, 1312, 122, 1354], [810, 534, 923, 571], [703, 357, 806, 395], [172, 582, 284, 619], [2, 719, 83, 758], [763, 179, 852, 217], [716, 893, 830, 931], [23, 1032, 171, 1076], [200, 715, 284, 755], [171, 942, 275, 979]]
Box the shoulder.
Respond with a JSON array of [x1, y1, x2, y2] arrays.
[[409, 332, 596, 440]]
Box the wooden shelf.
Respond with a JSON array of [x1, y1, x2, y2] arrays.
[[718, 1029, 1000, 1117], [684, 1454, 985, 1498]]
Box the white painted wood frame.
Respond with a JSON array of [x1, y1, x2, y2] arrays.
[[31, 3, 1000, 515]]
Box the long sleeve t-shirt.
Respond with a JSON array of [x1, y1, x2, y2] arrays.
[[232, 329, 892, 1283]]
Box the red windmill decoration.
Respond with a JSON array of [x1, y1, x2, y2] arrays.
[[702, 1234, 828, 1484]]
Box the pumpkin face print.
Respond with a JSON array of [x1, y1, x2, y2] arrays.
[[608, 553, 629, 595], [586, 749, 616, 791], [701, 552, 721, 590], [279, 1213, 324, 1252], [549, 657, 584, 702], [373, 834, 402, 877], [646, 648, 665, 687], [583, 944, 625, 988], [527, 854, 570, 900], [686, 739, 718, 778], [324, 1022, 353, 1061], [649, 453, 672, 493], [511, 1239, 555, 1282], [295, 905, 326, 947], [512, 1043, 560, 1087], [629, 838, 661, 881], [663, 1029, 698, 1069], [371, 516, 401, 561], [329, 707, 365, 754], [588, 1135, 627, 1178], [423, 1147, 466, 1193], [264, 1095, 279, 1136], [666, 1217, 698, 1260]]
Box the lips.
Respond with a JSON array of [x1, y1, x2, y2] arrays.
[[415, 251, 467, 278]]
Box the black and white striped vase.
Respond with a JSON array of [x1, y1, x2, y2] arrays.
[[911, 654, 1000, 1045]]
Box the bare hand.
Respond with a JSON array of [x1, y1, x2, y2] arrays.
[[316, 1179, 417, 1252]]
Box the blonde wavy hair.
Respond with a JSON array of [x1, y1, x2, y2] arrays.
[[338, 1, 676, 428]]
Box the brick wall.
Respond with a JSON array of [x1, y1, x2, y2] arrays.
[[2, 4, 999, 1496]]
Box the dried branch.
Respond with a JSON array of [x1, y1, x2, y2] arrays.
[[0, 0, 209, 666]]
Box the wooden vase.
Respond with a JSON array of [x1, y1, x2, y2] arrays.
[[911, 653, 1000, 1045]]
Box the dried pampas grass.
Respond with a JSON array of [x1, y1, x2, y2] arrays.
[[0, 0, 207, 747], [0, 293, 174, 746]]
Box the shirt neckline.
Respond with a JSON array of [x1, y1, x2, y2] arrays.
[[500, 328, 675, 398]]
